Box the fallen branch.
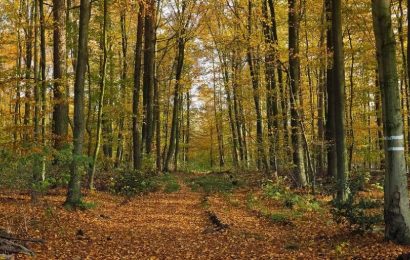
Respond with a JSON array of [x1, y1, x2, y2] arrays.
[[0, 230, 44, 257], [0, 238, 34, 256]]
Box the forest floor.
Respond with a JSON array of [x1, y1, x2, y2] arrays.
[[0, 172, 409, 259]]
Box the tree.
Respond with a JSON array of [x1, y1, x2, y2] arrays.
[[88, 0, 108, 190], [133, 1, 144, 171], [247, 0, 269, 172], [52, 0, 69, 150], [288, 0, 307, 187], [372, 0, 410, 244], [325, 0, 336, 179], [142, 0, 156, 155], [65, 0, 91, 207], [332, 0, 348, 202]]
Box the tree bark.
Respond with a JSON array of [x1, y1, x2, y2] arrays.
[[65, 0, 91, 207], [142, 0, 156, 155], [133, 1, 144, 171], [52, 0, 69, 150], [115, 7, 128, 167], [332, 0, 349, 202], [325, 0, 337, 178], [372, 0, 410, 244], [288, 0, 307, 187], [88, 0, 108, 190]]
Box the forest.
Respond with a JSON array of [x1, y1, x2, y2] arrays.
[[1, 0, 410, 258]]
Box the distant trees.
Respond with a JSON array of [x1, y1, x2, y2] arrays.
[[2, 0, 410, 243]]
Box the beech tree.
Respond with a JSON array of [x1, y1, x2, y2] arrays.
[[288, 0, 307, 187], [372, 0, 410, 244], [65, 0, 91, 207]]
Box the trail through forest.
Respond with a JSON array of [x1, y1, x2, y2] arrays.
[[0, 173, 409, 259]]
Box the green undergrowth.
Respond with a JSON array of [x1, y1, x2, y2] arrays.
[[262, 179, 322, 212], [111, 170, 181, 197], [331, 177, 383, 234], [244, 179, 323, 225], [186, 173, 242, 194]]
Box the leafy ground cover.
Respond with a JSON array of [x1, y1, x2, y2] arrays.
[[0, 172, 408, 259]]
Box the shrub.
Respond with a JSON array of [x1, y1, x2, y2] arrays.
[[111, 170, 159, 197], [187, 174, 240, 193], [331, 179, 383, 234], [262, 180, 321, 212], [156, 174, 180, 193]]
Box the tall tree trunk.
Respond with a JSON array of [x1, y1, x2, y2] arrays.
[[52, 0, 69, 150], [332, 0, 348, 202], [116, 8, 128, 167], [164, 2, 187, 172], [185, 91, 191, 165], [219, 53, 239, 168], [262, 0, 279, 173], [24, 2, 34, 142], [142, 0, 156, 155], [32, 0, 41, 203], [40, 0, 46, 181], [88, 0, 108, 190], [288, 0, 307, 187], [347, 28, 355, 172], [372, 0, 410, 244], [65, 0, 91, 207], [317, 2, 326, 176], [133, 1, 144, 170], [212, 58, 225, 168], [325, 0, 336, 178], [14, 18, 22, 144], [247, 1, 268, 171]]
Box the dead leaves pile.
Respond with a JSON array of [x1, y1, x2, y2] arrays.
[[0, 178, 409, 259]]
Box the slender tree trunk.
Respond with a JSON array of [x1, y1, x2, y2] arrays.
[[14, 22, 22, 144], [220, 53, 239, 168], [317, 2, 326, 176], [325, 0, 337, 179], [246, 0, 269, 172], [288, 0, 307, 187], [88, 0, 108, 190], [164, 2, 188, 172], [185, 91, 191, 165], [372, 0, 410, 244], [332, 0, 349, 202], [212, 57, 225, 168], [133, 1, 144, 171], [65, 0, 91, 207], [347, 28, 355, 172], [24, 2, 34, 142], [39, 0, 46, 178], [52, 0, 69, 150], [142, 0, 156, 155], [262, 0, 279, 173], [115, 8, 128, 167], [32, 0, 40, 203]]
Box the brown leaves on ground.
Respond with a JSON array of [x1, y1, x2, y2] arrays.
[[0, 176, 409, 259]]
